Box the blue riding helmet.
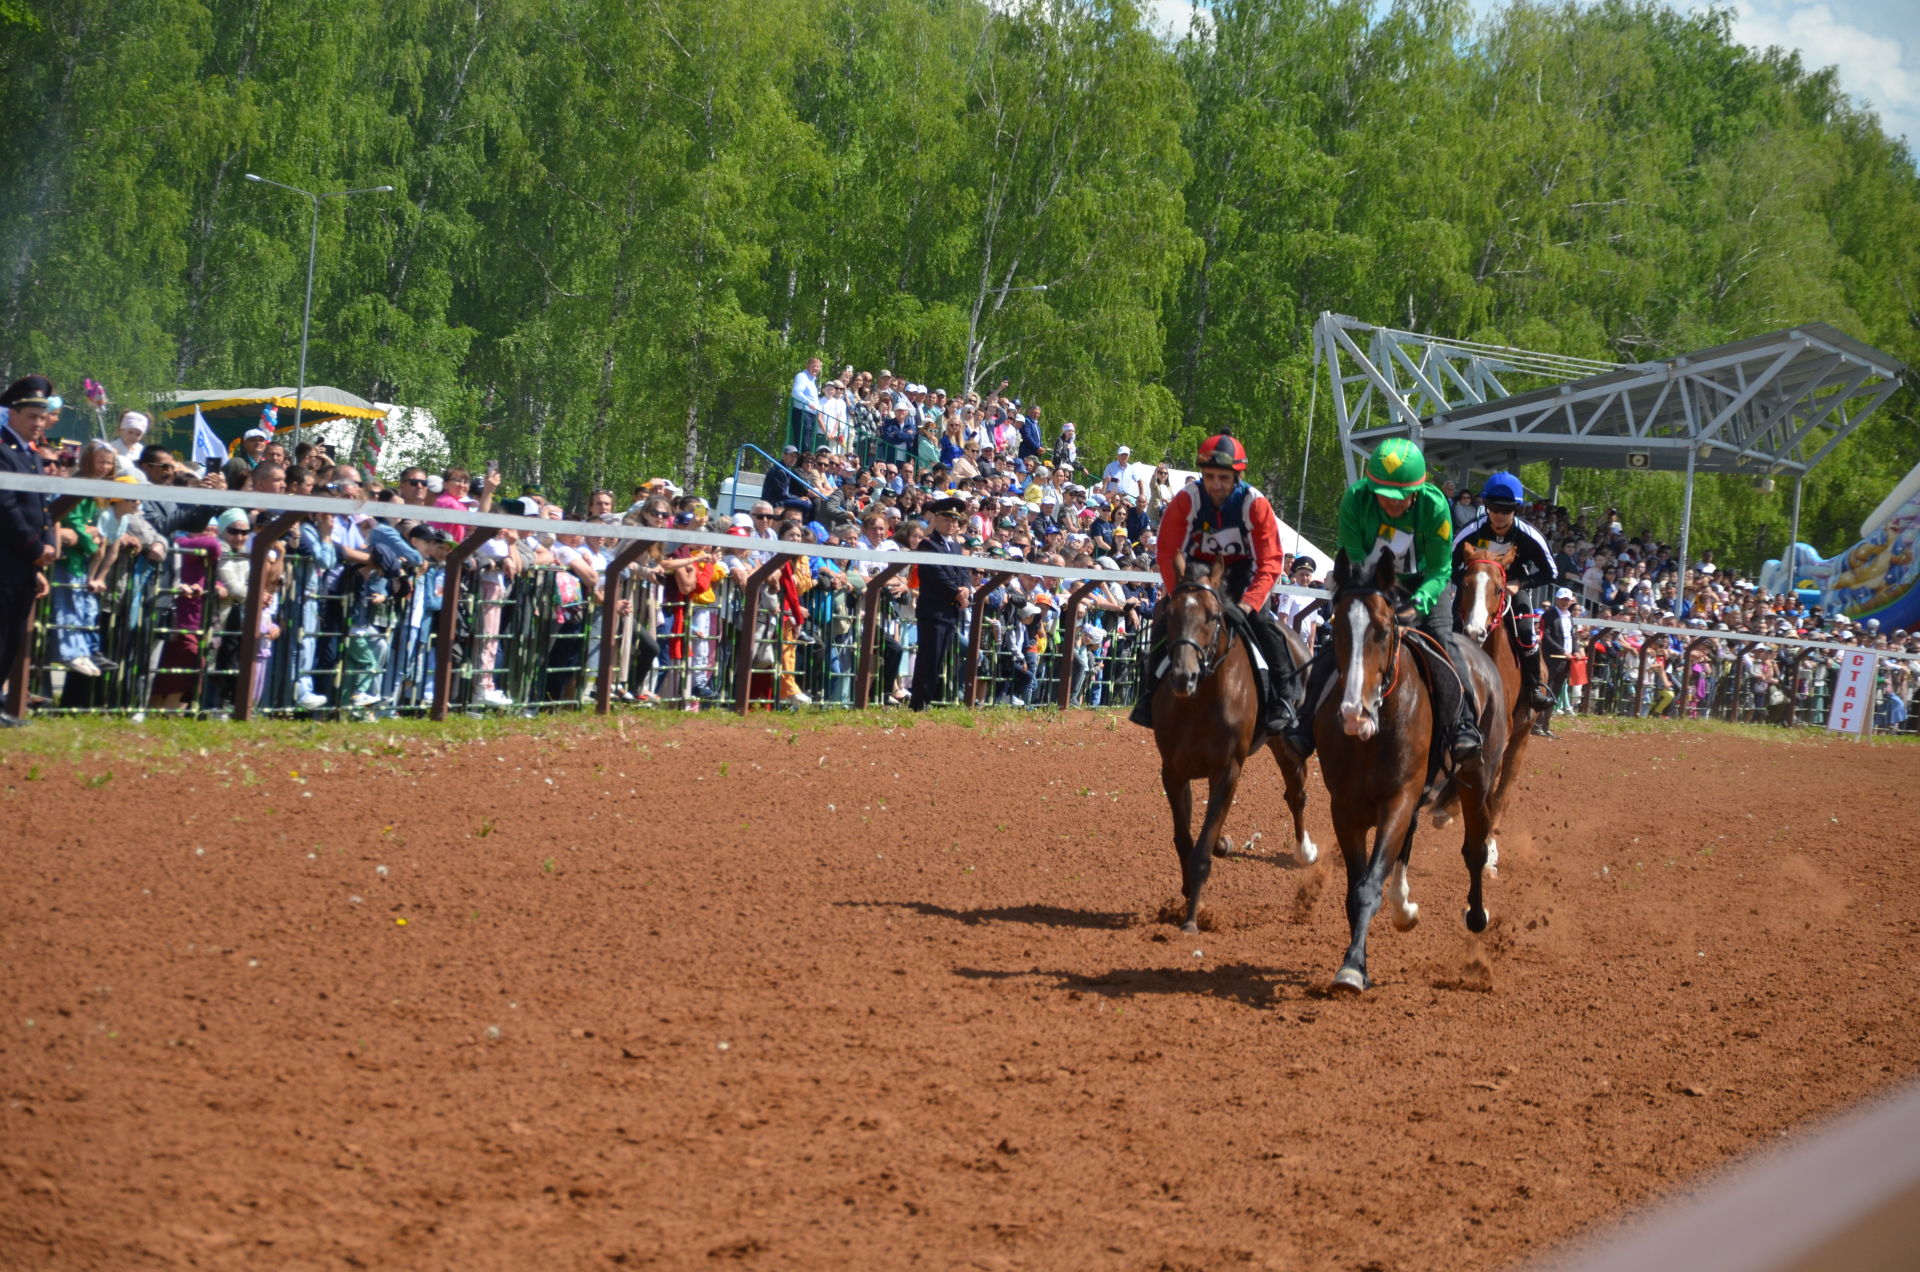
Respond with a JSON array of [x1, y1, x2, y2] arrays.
[[1481, 472, 1525, 507]]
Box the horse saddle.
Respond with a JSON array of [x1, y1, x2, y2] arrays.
[[1399, 627, 1466, 789], [1226, 606, 1302, 726]]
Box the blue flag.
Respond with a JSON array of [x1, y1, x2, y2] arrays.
[[191, 405, 224, 468]]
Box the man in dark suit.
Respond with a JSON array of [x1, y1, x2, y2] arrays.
[[1536, 586, 1578, 738], [908, 497, 973, 711], [760, 445, 801, 510], [0, 376, 59, 725]]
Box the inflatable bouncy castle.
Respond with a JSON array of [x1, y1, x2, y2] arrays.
[[1762, 459, 1920, 630]]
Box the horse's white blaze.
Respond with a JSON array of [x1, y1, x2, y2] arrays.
[[1388, 861, 1420, 930], [1339, 599, 1372, 735], [1294, 831, 1318, 866], [1463, 571, 1491, 642]]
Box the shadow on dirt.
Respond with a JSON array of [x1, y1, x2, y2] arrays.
[[953, 962, 1313, 1010], [839, 900, 1137, 930]]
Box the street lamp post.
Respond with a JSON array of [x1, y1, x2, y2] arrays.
[[243, 174, 393, 448]]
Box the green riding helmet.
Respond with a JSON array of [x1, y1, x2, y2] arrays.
[[1364, 437, 1428, 496]]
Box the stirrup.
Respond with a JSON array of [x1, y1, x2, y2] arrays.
[[1451, 721, 1482, 758]]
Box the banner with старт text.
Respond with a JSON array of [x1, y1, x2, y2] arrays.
[[1825, 650, 1878, 734]]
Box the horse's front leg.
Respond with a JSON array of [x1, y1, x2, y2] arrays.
[[1457, 761, 1494, 934], [1163, 765, 1195, 910], [1183, 760, 1241, 933], [1333, 791, 1418, 995], [1265, 738, 1317, 865]]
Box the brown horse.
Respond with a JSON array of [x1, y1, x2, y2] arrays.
[[1313, 549, 1507, 994], [1429, 546, 1540, 873], [1153, 555, 1317, 934]]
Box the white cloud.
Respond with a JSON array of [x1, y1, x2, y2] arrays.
[[1727, 1, 1919, 149], [1142, 0, 1206, 41]]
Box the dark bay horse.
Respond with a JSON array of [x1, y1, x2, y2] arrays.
[[1429, 545, 1540, 874], [1312, 549, 1508, 994], [1153, 555, 1317, 934]]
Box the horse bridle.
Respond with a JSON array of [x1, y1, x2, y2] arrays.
[[1460, 555, 1510, 631], [1332, 585, 1401, 712], [1167, 578, 1233, 681]]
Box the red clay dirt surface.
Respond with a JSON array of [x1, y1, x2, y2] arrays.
[[2, 713, 1918, 1271]]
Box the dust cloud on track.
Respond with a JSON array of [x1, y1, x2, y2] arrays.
[[2, 715, 1916, 1270]]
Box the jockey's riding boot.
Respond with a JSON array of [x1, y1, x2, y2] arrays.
[[1516, 637, 1552, 709], [1128, 683, 1155, 729], [1129, 630, 1163, 729], [1527, 658, 1553, 710], [1282, 646, 1331, 758], [1250, 619, 1295, 736], [1452, 700, 1484, 761], [1452, 664, 1484, 762], [1429, 631, 1481, 763]]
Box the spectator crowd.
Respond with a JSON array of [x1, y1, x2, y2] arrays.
[[0, 363, 1913, 733]]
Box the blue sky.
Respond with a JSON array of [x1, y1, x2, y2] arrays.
[[1144, 0, 1918, 154]]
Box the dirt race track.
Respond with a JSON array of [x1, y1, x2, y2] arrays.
[[3, 714, 1918, 1271]]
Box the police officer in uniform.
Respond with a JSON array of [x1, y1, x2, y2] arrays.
[[908, 497, 973, 710], [0, 376, 59, 726], [1451, 471, 1555, 711]]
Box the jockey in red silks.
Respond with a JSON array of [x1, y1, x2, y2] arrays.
[[1129, 432, 1299, 734]]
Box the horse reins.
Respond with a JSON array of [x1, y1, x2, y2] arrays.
[[1167, 579, 1233, 681], [1334, 585, 1401, 704]]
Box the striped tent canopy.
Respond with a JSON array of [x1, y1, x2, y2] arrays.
[[156, 386, 386, 448]]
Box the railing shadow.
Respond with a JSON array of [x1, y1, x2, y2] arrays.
[[838, 899, 1136, 930], [955, 962, 1313, 1011]]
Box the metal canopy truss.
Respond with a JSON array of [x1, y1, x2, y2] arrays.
[[1317, 313, 1909, 483]]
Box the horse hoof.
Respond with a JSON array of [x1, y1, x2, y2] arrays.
[[1213, 837, 1233, 858], [1293, 833, 1318, 867], [1330, 967, 1367, 996], [1391, 901, 1421, 932], [1431, 809, 1454, 830], [1181, 920, 1200, 935], [1465, 906, 1489, 934]]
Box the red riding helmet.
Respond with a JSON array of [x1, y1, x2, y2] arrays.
[[1197, 433, 1247, 472]]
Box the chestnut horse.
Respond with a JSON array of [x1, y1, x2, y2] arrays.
[[1153, 555, 1317, 934], [1313, 549, 1507, 994], [1429, 545, 1540, 872]]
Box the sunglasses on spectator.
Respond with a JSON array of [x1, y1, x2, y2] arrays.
[[402, 477, 428, 487], [225, 525, 251, 536]]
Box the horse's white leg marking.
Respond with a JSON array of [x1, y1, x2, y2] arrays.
[[1388, 860, 1420, 930], [1485, 836, 1499, 878], [1294, 830, 1318, 866]]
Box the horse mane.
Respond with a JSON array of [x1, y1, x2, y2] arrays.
[[1331, 546, 1404, 604], [1465, 543, 1515, 567]]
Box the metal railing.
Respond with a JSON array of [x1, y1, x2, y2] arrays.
[[17, 532, 1157, 720]]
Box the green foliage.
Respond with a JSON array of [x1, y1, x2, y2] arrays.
[[0, 0, 1913, 562]]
